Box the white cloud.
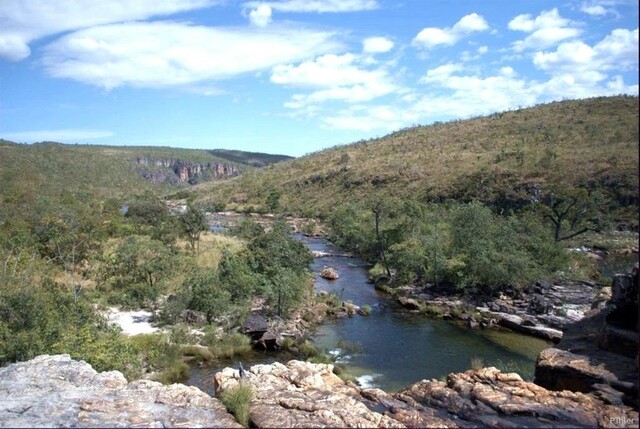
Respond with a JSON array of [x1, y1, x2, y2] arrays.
[[508, 8, 581, 51], [249, 4, 273, 27], [581, 4, 608, 15], [533, 28, 639, 73], [0, 0, 216, 61], [271, 53, 397, 109], [243, 0, 378, 13], [41, 22, 341, 89], [412, 13, 489, 50], [363, 37, 394, 54], [2, 129, 114, 142]]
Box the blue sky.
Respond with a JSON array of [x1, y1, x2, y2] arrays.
[[0, 0, 637, 157]]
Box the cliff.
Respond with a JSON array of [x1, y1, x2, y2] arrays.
[[134, 156, 239, 185]]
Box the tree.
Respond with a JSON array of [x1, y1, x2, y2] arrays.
[[538, 188, 603, 241], [186, 268, 231, 323], [179, 205, 207, 253], [265, 189, 281, 212]]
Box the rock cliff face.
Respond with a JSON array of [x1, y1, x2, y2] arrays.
[[134, 157, 239, 185], [0, 354, 241, 428], [535, 264, 639, 409], [215, 359, 638, 428]]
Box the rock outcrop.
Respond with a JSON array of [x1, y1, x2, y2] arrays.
[[535, 264, 639, 409], [0, 354, 241, 428], [215, 360, 639, 428], [134, 157, 239, 185]]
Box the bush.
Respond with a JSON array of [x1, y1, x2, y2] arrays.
[[221, 383, 253, 427]]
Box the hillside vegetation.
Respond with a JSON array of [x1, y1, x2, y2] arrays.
[[0, 142, 290, 204], [208, 149, 293, 167], [197, 96, 639, 224]]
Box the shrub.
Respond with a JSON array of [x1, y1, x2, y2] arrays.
[[156, 361, 190, 384], [470, 356, 484, 370], [221, 383, 253, 427]]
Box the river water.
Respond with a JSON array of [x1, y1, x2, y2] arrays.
[[186, 231, 551, 395]]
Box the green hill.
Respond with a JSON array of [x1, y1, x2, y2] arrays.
[[208, 149, 293, 167], [0, 142, 290, 205], [196, 96, 639, 224]]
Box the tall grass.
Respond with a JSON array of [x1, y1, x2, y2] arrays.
[[221, 383, 253, 427]]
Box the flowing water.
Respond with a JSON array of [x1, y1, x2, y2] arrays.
[[186, 232, 551, 395]]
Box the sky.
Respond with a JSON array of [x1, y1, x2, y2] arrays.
[[0, 0, 638, 157]]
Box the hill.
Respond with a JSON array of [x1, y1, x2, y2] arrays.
[[208, 149, 293, 167], [0, 142, 290, 204], [196, 96, 639, 224]]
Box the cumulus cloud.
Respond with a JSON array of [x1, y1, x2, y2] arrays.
[[243, 0, 378, 13], [0, 0, 216, 61], [248, 4, 273, 27], [271, 53, 397, 110], [508, 8, 581, 51], [41, 22, 341, 90], [412, 13, 489, 50], [363, 36, 394, 54], [581, 4, 608, 15], [2, 129, 114, 142], [533, 28, 639, 73]]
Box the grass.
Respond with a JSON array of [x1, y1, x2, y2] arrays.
[[194, 96, 639, 224], [470, 356, 484, 370], [205, 332, 252, 359], [221, 383, 253, 427]]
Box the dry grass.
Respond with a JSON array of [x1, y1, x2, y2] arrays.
[[195, 96, 639, 220]]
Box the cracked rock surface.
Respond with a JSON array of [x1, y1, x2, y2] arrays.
[[0, 354, 241, 428]]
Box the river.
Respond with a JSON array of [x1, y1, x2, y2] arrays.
[[185, 231, 551, 396]]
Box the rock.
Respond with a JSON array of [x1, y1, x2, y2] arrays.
[[607, 266, 638, 332], [598, 324, 639, 358], [535, 348, 620, 393], [215, 360, 638, 428], [397, 296, 421, 311], [0, 355, 241, 428], [256, 331, 281, 351], [496, 312, 563, 342], [240, 313, 269, 340], [215, 360, 406, 428], [528, 293, 552, 314], [320, 267, 339, 280]]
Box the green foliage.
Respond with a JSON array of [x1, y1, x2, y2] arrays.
[[178, 205, 207, 252], [202, 332, 252, 359], [184, 268, 231, 323], [221, 383, 253, 427], [0, 281, 140, 379], [198, 96, 638, 227], [128, 332, 188, 383], [265, 189, 281, 212], [103, 235, 175, 308]]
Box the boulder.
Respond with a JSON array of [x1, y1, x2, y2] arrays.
[[0, 355, 241, 428], [320, 267, 340, 280], [240, 313, 269, 340], [535, 348, 619, 393], [397, 296, 421, 311], [606, 266, 638, 332]]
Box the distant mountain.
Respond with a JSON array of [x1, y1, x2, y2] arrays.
[[0, 142, 289, 203], [196, 96, 639, 224], [208, 149, 293, 167]]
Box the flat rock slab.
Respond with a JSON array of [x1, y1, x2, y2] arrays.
[[0, 355, 241, 428]]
